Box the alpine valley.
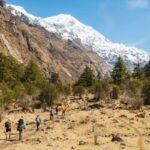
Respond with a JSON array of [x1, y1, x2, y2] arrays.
[[0, 4, 149, 83]]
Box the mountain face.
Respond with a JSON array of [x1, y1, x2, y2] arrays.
[[7, 4, 150, 69], [0, 5, 111, 84]]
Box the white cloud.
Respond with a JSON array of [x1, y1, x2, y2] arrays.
[[127, 0, 149, 9]]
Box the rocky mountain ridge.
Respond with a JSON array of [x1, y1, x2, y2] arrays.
[[0, 6, 111, 83], [7, 4, 150, 69]]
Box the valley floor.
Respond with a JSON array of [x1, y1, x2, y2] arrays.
[[0, 100, 150, 150]]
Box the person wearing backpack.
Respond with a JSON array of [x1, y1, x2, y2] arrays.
[[49, 107, 54, 120], [17, 116, 25, 140], [36, 115, 41, 131], [5, 119, 11, 140], [61, 104, 66, 116], [55, 105, 59, 119]]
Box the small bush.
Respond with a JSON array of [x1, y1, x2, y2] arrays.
[[73, 85, 85, 99], [62, 85, 71, 98], [93, 82, 105, 101], [130, 98, 143, 110], [142, 81, 150, 105], [123, 79, 142, 98], [110, 85, 120, 99], [92, 80, 110, 101], [39, 83, 58, 106]]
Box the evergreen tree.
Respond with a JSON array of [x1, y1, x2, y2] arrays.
[[110, 85, 120, 99], [92, 79, 110, 101], [142, 81, 150, 105], [22, 60, 45, 87], [93, 81, 105, 101], [111, 57, 129, 85], [144, 60, 150, 78], [49, 72, 61, 85], [97, 71, 102, 80], [0, 54, 24, 88], [73, 85, 85, 99], [125, 79, 142, 98], [39, 83, 58, 106], [0, 83, 14, 108], [62, 85, 71, 98], [75, 66, 96, 88], [132, 63, 144, 80]]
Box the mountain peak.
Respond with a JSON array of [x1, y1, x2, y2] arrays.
[[7, 4, 150, 69], [7, 4, 40, 24]]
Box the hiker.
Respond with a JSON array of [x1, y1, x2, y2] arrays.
[[49, 107, 54, 120], [55, 105, 59, 118], [61, 104, 66, 116], [0, 111, 2, 122], [5, 118, 11, 140], [36, 115, 41, 131], [17, 116, 25, 140]]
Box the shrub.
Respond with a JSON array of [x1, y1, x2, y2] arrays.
[[13, 84, 26, 100], [92, 80, 110, 101], [62, 85, 71, 98], [49, 72, 61, 85], [75, 66, 96, 88], [73, 85, 85, 99], [0, 83, 14, 107], [22, 60, 45, 88], [93, 81, 105, 101], [144, 60, 150, 78], [132, 63, 144, 80], [39, 83, 58, 106], [111, 57, 129, 85], [110, 85, 120, 99], [18, 95, 31, 111], [130, 98, 143, 110], [142, 81, 150, 105], [0, 54, 24, 88], [124, 79, 142, 98], [24, 83, 39, 96]]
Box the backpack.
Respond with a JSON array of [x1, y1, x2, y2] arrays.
[[5, 121, 11, 129], [18, 119, 24, 128], [36, 117, 41, 123]]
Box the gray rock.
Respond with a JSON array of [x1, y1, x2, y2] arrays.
[[111, 134, 123, 142], [79, 141, 86, 145]]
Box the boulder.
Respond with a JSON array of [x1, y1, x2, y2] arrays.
[[111, 134, 123, 142]]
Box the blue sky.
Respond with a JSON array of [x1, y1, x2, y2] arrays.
[[6, 0, 150, 51]]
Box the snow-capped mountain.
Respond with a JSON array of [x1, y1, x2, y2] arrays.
[[8, 4, 150, 69]]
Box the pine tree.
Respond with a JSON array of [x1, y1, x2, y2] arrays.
[[39, 83, 58, 106], [0, 54, 24, 88], [22, 60, 45, 87], [75, 66, 96, 88], [97, 71, 102, 80], [144, 60, 150, 78], [73, 85, 85, 99], [93, 79, 110, 101], [111, 57, 129, 85], [142, 81, 150, 105], [132, 63, 144, 79], [49, 72, 61, 85]]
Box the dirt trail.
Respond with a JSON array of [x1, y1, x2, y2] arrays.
[[0, 102, 150, 150], [119, 118, 145, 150]]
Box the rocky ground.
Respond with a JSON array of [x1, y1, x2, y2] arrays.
[[0, 99, 150, 150]]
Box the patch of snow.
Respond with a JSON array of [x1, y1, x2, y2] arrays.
[[7, 4, 150, 69]]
